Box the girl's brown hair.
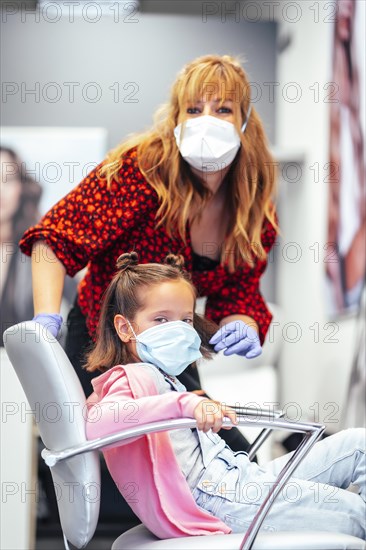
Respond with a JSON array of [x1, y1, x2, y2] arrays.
[[98, 54, 278, 272], [85, 252, 218, 373]]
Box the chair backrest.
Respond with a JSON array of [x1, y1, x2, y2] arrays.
[[3, 322, 100, 548]]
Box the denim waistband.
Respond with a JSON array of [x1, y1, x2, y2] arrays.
[[218, 446, 249, 466]]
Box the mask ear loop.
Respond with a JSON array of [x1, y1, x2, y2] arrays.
[[241, 103, 252, 133], [126, 320, 138, 341]]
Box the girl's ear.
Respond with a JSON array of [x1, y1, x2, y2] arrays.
[[114, 314, 133, 342]]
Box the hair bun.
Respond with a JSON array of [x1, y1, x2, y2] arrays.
[[116, 251, 139, 272], [164, 254, 185, 271]]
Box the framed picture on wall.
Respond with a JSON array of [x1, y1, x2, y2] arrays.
[[0, 126, 107, 343], [325, 0, 366, 318]]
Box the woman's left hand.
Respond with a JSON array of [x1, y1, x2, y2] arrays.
[[209, 320, 262, 359]]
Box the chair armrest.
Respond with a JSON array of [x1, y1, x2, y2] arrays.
[[227, 405, 285, 461], [227, 406, 283, 418], [41, 415, 325, 550]]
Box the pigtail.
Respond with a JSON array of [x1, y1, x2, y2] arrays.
[[116, 251, 139, 271], [164, 253, 185, 272]]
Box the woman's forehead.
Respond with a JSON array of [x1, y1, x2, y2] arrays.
[[185, 96, 235, 105], [180, 78, 246, 106]]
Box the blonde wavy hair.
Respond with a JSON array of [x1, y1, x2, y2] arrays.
[[99, 54, 278, 272]]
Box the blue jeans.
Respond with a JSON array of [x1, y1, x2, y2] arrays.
[[192, 428, 366, 538]]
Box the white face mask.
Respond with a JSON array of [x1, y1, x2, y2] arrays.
[[174, 106, 251, 173], [128, 320, 202, 377]]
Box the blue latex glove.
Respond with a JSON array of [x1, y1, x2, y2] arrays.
[[209, 320, 262, 359], [33, 313, 63, 339]]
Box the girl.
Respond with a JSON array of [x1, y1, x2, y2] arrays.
[[85, 252, 365, 540]]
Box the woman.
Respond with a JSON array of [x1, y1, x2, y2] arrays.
[[19, 54, 278, 451], [1, 146, 42, 345]]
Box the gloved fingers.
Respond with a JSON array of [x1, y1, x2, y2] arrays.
[[246, 326, 260, 341], [212, 331, 239, 352], [223, 340, 253, 356], [209, 329, 221, 346], [210, 321, 261, 357], [209, 325, 236, 345], [210, 320, 256, 342], [224, 339, 262, 359]]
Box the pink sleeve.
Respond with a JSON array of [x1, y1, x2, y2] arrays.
[[85, 384, 205, 442]]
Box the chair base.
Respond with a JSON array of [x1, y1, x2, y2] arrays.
[[112, 524, 366, 550]]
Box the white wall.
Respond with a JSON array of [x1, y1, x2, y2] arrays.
[[273, 1, 364, 431], [0, 6, 277, 147]]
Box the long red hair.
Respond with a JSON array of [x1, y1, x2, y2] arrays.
[[99, 54, 278, 271]]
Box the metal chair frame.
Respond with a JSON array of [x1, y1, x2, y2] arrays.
[[6, 322, 360, 550], [42, 408, 325, 550]]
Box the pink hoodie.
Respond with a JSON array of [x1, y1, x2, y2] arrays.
[[86, 363, 231, 539]]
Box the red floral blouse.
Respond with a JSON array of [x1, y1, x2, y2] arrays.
[[20, 150, 277, 344]]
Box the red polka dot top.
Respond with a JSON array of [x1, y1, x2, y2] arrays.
[[19, 149, 277, 344]]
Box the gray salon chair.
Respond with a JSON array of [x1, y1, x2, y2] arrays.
[[3, 322, 365, 550]]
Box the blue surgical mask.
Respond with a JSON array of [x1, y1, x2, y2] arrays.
[[128, 320, 202, 376]]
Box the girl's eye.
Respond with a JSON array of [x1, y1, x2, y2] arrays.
[[183, 318, 193, 324], [218, 106, 232, 114], [155, 317, 168, 323]]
